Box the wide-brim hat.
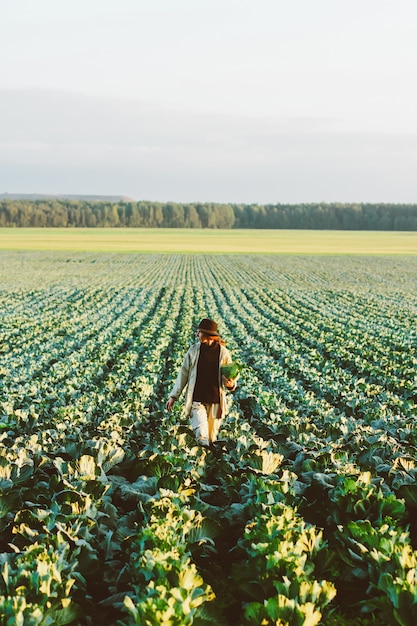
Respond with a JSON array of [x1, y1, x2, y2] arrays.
[[197, 318, 221, 336]]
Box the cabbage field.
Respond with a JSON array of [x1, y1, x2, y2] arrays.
[[0, 251, 416, 626]]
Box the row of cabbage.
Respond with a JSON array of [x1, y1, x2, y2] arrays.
[[0, 251, 416, 625]]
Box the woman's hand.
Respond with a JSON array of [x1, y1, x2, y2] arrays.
[[222, 375, 236, 390], [165, 397, 175, 411]]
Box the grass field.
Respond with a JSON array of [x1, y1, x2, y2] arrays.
[[0, 227, 416, 254]]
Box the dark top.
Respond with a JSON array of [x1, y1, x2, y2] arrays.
[[193, 342, 221, 404]]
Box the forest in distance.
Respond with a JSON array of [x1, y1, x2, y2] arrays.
[[1, 198, 417, 230]]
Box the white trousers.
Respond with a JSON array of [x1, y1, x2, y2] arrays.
[[191, 402, 222, 446]]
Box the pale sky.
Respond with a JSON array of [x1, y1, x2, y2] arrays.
[[1, 0, 417, 203]]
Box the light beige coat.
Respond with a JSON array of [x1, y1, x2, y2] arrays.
[[169, 342, 234, 418]]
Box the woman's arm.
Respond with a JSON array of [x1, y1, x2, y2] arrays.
[[166, 349, 192, 409]]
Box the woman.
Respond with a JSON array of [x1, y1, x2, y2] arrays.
[[165, 318, 237, 447]]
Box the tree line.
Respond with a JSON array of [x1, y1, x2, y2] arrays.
[[1, 199, 417, 230]]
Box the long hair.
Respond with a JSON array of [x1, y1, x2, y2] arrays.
[[199, 331, 225, 346]]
